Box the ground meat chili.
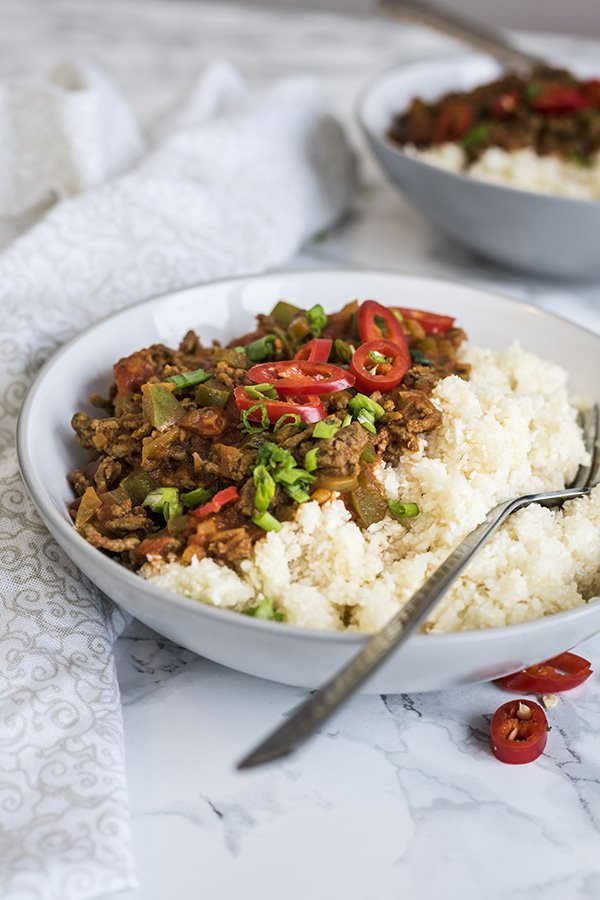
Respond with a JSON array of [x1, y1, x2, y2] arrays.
[[388, 67, 600, 166], [68, 300, 469, 573]]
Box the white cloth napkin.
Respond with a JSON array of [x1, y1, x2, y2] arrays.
[[0, 60, 355, 899]]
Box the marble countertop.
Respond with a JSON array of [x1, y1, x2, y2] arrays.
[[5, 2, 600, 897]]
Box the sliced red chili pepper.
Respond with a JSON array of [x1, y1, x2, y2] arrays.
[[358, 300, 404, 344], [495, 652, 593, 693], [531, 84, 586, 113], [190, 486, 239, 519], [295, 338, 332, 363], [490, 699, 548, 765], [394, 307, 455, 335], [489, 90, 521, 118], [233, 385, 326, 424], [432, 100, 473, 142], [349, 338, 410, 394], [246, 360, 354, 396], [581, 79, 600, 108]]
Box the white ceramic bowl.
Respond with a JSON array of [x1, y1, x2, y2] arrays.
[[358, 55, 600, 280], [17, 270, 600, 692]]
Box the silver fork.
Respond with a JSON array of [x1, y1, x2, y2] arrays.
[[238, 406, 599, 769]]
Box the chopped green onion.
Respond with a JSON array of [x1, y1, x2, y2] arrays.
[[368, 350, 390, 365], [304, 447, 319, 472], [374, 314, 388, 337], [253, 464, 276, 513], [410, 348, 435, 367], [524, 81, 542, 100], [233, 346, 245, 353], [356, 409, 376, 434], [568, 151, 592, 169], [252, 510, 282, 532], [240, 403, 269, 434], [143, 487, 183, 521], [164, 368, 212, 390], [387, 500, 419, 519], [244, 335, 276, 362], [461, 123, 491, 150], [244, 383, 278, 400], [349, 393, 385, 421], [181, 487, 213, 508], [283, 483, 311, 503], [306, 303, 328, 338], [391, 309, 404, 324], [341, 413, 352, 428], [273, 413, 302, 431], [257, 441, 296, 471], [245, 596, 284, 621], [274, 466, 315, 487], [334, 339, 354, 364], [313, 419, 340, 440]]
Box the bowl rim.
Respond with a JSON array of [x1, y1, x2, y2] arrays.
[[356, 52, 600, 211], [16, 266, 600, 648]]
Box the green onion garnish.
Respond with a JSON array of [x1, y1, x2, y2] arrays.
[[341, 413, 352, 428], [274, 466, 315, 486], [164, 368, 212, 390], [180, 487, 213, 508], [244, 383, 278, 400], [568, 151, 592, 169], [387, 500, 419, 519], [244, 335, 276, 362], [304, 447, 319, 472], [368, 350, 389, 365], [245, 596, 284, 621], [356, 409, 376, 434], [253, 464, 276, 513], [374, 314, 388, 337], [306, 303, 328, 338], [313, 419, 340, 440], [273, 413, 301, 431], [334, 339, 354, 364], [252, 510, 282, 532], [240, 403, 269, 434], [143, 487, 183, 521], [349, 393, 385, 421], [391, 309, 404, 324], [461, 123, 491, 150], [283, 482, 311, 503], [410, 348, 434, 367], [257, 441, 296, 471]]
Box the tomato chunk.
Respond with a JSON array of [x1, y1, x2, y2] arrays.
[[114, 353, 155, 396], [246, 360, 354, 396], [490, 699, 548, 764], [495, 652, 593, 693]]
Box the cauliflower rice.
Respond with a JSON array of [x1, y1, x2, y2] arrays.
[[143, 343, 600, 633], [407, 143, 600, 201]]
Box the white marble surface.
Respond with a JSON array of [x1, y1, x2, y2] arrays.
[[4, 1, 600, 897]]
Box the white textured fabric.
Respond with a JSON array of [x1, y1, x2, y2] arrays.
[[0, 61, 355, 899], [0, 60, 144, 247]]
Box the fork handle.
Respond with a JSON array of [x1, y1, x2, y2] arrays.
[[379, 0, 545, 71], [238, 486, 588, 767]]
